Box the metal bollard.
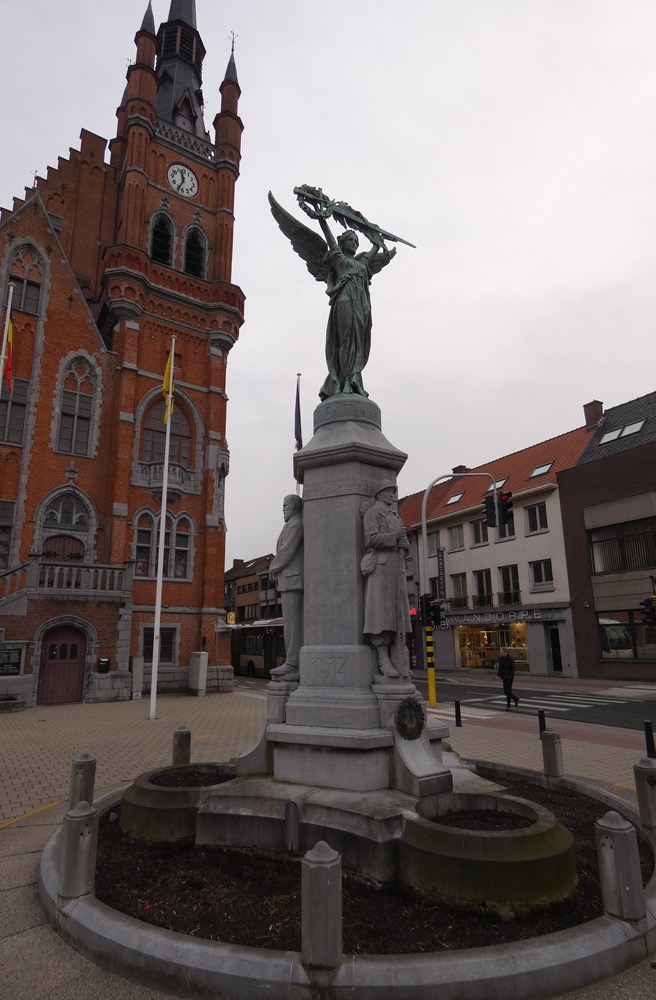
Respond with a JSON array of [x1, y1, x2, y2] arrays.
[[643, 720, 656, 759], [633, 756, 656, 831], [454, 700, 462, 728], [538, 709, 546, 735], [58, 800, 99, 899], [172, 725, 191, 765], [541, 729, 564, 778], [595, 810, 646, 923], [302, 841, 342, 971], [68, 752, 96, 809]]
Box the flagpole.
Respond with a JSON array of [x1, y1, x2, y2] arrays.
[[149, 335, 176, 721], [294, 372, 302, 497], [0, 282, 15, 393]]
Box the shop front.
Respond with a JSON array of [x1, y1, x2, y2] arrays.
[[432, 607, 573, 676]]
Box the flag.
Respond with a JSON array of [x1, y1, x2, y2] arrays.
[[3, 318, 12, 395], [162, 346, 174, 424], [294, 373, 302, 450]]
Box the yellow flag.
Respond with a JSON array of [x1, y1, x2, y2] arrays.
[[162, 346, 174, 424]]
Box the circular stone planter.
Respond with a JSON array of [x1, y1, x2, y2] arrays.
[[401, 792, 577, 910], [120, 762, 235, 845]]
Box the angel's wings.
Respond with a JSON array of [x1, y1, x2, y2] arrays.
[[268, 192, 330, 282]]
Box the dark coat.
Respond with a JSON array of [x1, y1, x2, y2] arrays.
[[497, 653, 515, 681]]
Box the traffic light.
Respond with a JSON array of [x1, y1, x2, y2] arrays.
[[482, 495, 496, 528], [640, 597, 656, 627], [432, 601, 445, 627], [497, 491, 514, 525], [420, 593, 433, 627]]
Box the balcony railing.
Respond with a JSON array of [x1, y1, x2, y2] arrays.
[[498, 590, 521, 606], [136, 462, 199, 494], [471, 594, 494, 609], [449, 596, 469, 610]]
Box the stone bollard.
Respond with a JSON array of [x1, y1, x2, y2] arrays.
[[634, 756, 656, 831], [595, 810, 646, 923], [302, 841, 342, 971], [58, 800, 99, 899], [172, 725, 191, 765], [541, 729, 564, 778], [68, 752, 96, 809]]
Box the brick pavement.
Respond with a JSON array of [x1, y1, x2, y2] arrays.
[[1, 680, 655, 999]]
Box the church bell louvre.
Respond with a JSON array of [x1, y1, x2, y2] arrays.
[[0, 2, 244, 705]]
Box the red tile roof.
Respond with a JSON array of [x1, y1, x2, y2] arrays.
[[398, 425, 594, 529]]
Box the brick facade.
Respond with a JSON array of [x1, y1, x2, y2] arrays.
[[0, 5, 242, 706]]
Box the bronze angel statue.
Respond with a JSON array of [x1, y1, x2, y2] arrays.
[[269, 186, 414, 401]]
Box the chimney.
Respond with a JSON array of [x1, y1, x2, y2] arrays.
[[583, 400, 603, 430], [452, 465, 469, 475]]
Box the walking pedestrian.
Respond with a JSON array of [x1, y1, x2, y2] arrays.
[[497, 647, 519, 711]]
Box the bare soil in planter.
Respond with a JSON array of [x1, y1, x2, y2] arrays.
[[95, 773, 653, 954]]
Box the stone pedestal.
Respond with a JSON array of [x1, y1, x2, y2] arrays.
[[251, 395, 451, 796]]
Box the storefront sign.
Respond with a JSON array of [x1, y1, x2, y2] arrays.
[[436, 549, 446, 600], [441, 609, 556, 629], [0, 648, 22, 676]]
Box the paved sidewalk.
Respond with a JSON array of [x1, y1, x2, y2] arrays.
[[1, 683, 655, 999]]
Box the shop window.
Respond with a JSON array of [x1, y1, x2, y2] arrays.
[[151, 215, 173, 265], [471, 519, 488, 546], [448, 524, 464, 552], [0, 378, 29, 444], [498, 564, 520, 604], [526, 502, 548, 534], [597, 610, 656, 661], [0, 500, 14, 570], [589, 517, 656, 575], [143, 627, 176, 664], [529, 559, 553, 591]]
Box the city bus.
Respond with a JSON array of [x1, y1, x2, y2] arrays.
[[230, 619, 285, 678]]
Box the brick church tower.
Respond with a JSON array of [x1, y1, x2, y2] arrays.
[[0, 2, 244, 705]]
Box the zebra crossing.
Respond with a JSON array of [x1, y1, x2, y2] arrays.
[[428, 690, 633, 723]]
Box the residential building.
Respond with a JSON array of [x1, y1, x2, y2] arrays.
[[0, 3, 244, 704], [558, 393, 656, 680], [224, 556, 281, 624], [399, 405, 598, 676]]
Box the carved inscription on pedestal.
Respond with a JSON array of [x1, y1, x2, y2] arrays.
[[307, 655, 348, 686]]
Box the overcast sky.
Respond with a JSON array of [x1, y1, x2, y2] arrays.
[[1, 1, 654, 567]]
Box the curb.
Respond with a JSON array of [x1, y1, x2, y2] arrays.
[[38, 782, 656, 999]]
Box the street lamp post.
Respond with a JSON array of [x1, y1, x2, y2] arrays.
[[419, 472, 498, 708]]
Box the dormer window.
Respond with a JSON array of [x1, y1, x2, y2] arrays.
[[175, 96, 195, 133]]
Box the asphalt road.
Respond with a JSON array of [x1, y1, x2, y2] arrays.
[[413, 676, 656, 733]]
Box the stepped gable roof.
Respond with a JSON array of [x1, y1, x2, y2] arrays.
[[576, 390, 656, 464], [224, 554, 274, 582], [399, 424, 594, 529]]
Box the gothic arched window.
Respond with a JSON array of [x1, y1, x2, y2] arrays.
[[151, 215, 173, 266], [9, 244, 44, 314], [141, 401, 191, 467], [184, 228, 205, 277], [57, 358, 97, 456], [134, 511, 192, 580]]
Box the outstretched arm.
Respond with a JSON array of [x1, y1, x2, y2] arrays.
[[318, 216, 337, 251]]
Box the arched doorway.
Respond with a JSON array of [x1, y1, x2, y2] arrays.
[[37, 625, 87, 704]]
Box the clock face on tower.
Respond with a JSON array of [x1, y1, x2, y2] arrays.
[[167, 164, 199, 198]]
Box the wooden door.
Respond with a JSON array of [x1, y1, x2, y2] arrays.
[[37, 625, 86, 704]]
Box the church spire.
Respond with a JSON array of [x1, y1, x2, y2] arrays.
[[155, 0, 208, 139]]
